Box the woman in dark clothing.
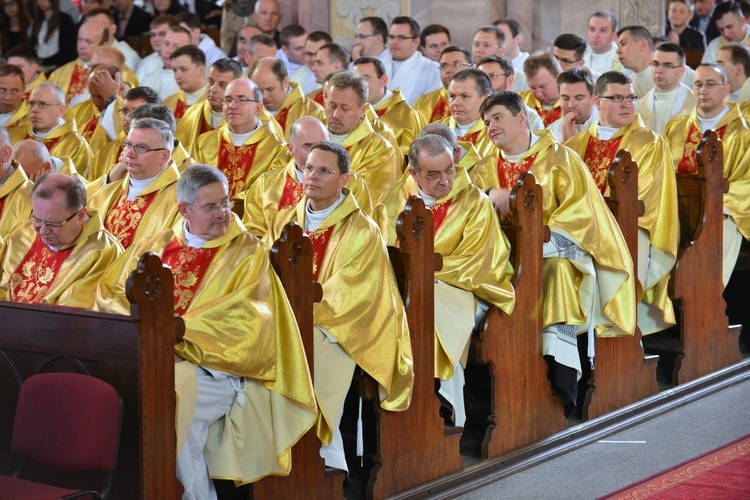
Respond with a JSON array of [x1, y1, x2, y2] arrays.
[[152, 0, 186, 17], [31, 0, 77, 69], [0, 0, 32, 56]]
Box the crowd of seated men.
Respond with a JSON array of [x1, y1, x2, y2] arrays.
[[0, 0, 748, 497]]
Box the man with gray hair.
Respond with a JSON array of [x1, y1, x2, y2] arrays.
[[10, 83, 93, 179], [374, 133, 515, 427], [89, 117, 181, 248], [0, 172, 122, 308], [0, 126, 33, 237], [418, 122, 481, 171], [96, 164, 317, 499]]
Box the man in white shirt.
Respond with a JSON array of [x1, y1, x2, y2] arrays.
[[351, 17, 392, 70], [636, 43, 695, 133], [493, 17, 529, 69], [386, 16, 442, 105], [617, 25, 657, 99], [583, 11, 624, 74], [553, 33, 601, 80], [716, 42, 750, 102], [140, 26, 192, 100], [234, 25, 262, 71], [177, 12, 227, 69], [276, 24, 306, 75], [548, 68, 599, 143], [702, 1, 750, 63], [419, 24, 451, 62], [137, 16, 179, 87], [471, 25, 527, 92], [289, 31, 332, 95]]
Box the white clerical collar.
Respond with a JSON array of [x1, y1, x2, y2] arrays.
[[596, 124, 620, 140], [228, 121, 259, 146], [183, 220, 208, 248], [329, 132, 349, 144], [33, 118, 66, 139], [268, 87, 293, 115], [185, 87, 206, 106], [305, 191, 345, 232], [729, 89, 741, 102], [416, 186, 438, 207], [374, 88, 393, 108], [210, 109, 223, 128], [0, 164, 14, 187], [294, 164, 304, 182], [455, 119, 477, 136], [51, 156, 64, 172], [391, 58, 404, 77], [698, 105, 730, 133], [0, 110, 13, 126], [654, 84, 680, 101], [127, 171, 161, 200], [504, 132, 539, 163]]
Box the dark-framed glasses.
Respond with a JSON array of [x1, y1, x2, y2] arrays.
[[122, 142, 167, 155], [598, 94, 638, 103], [30, 209, 81, 229]]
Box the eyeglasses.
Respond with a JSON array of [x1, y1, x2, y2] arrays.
[[439, 61, 472, 71], [354, 33, 377, 40], [28, 100, 62, 109], [650, 61, 683, 70], [303, 166, 342, 176], [598, 94, 638, 103], [122, 141, 167, 155], [484, 71, 513, 79], [220, 97, 260, 106], [186, 199, 235, 215], [419, 165, 455, 182], [692, 81, 722, 90], [30, 209, 81, 229], [387, 34, 417, 42], [555, 56, 582, 65]]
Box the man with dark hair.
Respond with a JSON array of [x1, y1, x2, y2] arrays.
[[635, 42, 695, 133], [351, 17, 391, 70], [374, 133, 514, 426], [164, 46, 207, 122], [420, 24, 451, 62], [386, 16, 442, 105], [136, 15, 181, 85], [664, 62, 750, 286], [195, 78, 288, 196], [414, 46, 472, 124], [277, 24, 307, 74], [5, 47, 46, 100], [0, 126, 33, 237], [617, 25, 658, 98], [289, 31, 333, 95], [520, 51, 563, 127], [703, 1, 749, 63], [717, 42, 750, 101], [439, 68, 494, 159], [0, 172, 122, 307], [251, 57, 325, 138], [234, 25, 262, 70], [548, 68, 598, 142], [308, 43, 350, 105], [470, 25, 527, 92], [473, 90, 634, 417], [177, 11, 227, 69], [566, 71, 679, 337], [493, 18, 529, 69], [244, 33, 278, 73], [666, 0, 707, 50], [553, 34, 590, 72], [583, 11, 624, 74], [140, 25, 192, 100], [353, 56, 424, 158], [0, 64, 29, 132]]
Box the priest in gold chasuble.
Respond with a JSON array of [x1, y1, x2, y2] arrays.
[[95, 165, 317, 498], [374, 135, 515, 427], [519, 52, 563, 127], [663, 64, 750, 286], [0, 64, 29, 133], [414, 46, 473, 124], [565, 71, 678, 337], [267, 141, 413, 473], [0, 127, 33, 237], [475, 92, 636, 414], [0, 173, 122, 308]]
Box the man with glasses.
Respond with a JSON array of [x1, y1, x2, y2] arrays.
[[0, 63, 29, 133], [268, 140, 413, 473], [195, 78, 288, 197], [553, 34, 601, 80], [97, 164, 318, 500], [520, 52, 563, 127], [635, 43, 695, 133], [472, 91, 634, 416], [471, 26, 528, 93], [375, 134, 514, 427], [476, 55, 545, 130], [289, 31, 332, 95], [414, 46, 472, 124], [0, 126, 33, 237], [716, 43, 750, 102], [10, 83, 93, 179], [351, 17, 391, 69], [386, 16, 442, 105], [0, 172, 122, 308], [566, 71, 679, 337], [89, 117, 181, 249], [663, 63, 750, 286]]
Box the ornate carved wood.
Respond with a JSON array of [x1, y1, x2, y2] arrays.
[[583, 150, 659, 420], [367, 196, 462, 499], [473, 172, 567, 458], [0, 252, 180, 498], [669, 130, 741, 384], [251, 222, 342, 499]]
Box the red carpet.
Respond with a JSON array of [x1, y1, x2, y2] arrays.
[[602, 435, 750, 499]]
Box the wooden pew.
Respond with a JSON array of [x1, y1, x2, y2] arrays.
[[364, 196, 463, 499], [666, 130, 741, 384], [250, 222, 343, 499], [0, 253, 180, 499], [582, 150, 659, 420], [684, 49, 704, 70], [472, 172, 567, 458]]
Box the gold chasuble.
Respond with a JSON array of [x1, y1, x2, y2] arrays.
[[0, 162, 33, 237], [0, 211, 123, 307], [519, 91, 562, 127], [64, 97, 124, 155], [270, 82, 325, 138], [437, 115, 496, 160], [663, 105, 750, 241], [164, 91, 191, 121], [472, 130, 636, 337], [414, 87, 450, 124], [195, 123, 289, 198], [566, 115, 679, 334], [243, 159, 373, 237], [95, 216, 318, 483], [338, 118, 399, 204], [374, 167, 516, 379], [88, 163, 181, 249], [363, 106, 404, 172], [374, 89, 425, 157], [48, 59, 89, 103], [24, 73, 47, 101], [305, 88, 325, 107], [175, 99, 217, 157], [10, 121, 93, 180], [2, 101, 29, 132], [268, 191, 414, 417]]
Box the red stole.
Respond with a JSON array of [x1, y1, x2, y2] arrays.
[[313, 92, 325, 107], [217, 137, 261, 197], [430, 199, 453, 235], [536, 106, 562, 127], [173, 99, 188, 120], [497, 153, 539, 189], [430, 96, 450, 123], [677, 122, 728, 174], [583, 135, 624, 192], [0, 197, 6, 218], [375, 107, 388, 117], [66, 65, 90, 103], [161, 237, 219, 315], [80, 115, 99, 142], [25, 132, 63, 152], [277, 173, 304, 210], [105, 190, 158, 249], [9, 237, 73, 303], [306, 225, 334, 281], [274, 105, 291, 132], [458, 129, 482, 145]]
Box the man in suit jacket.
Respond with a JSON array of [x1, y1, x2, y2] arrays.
[[115, 0, 154, 37]]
